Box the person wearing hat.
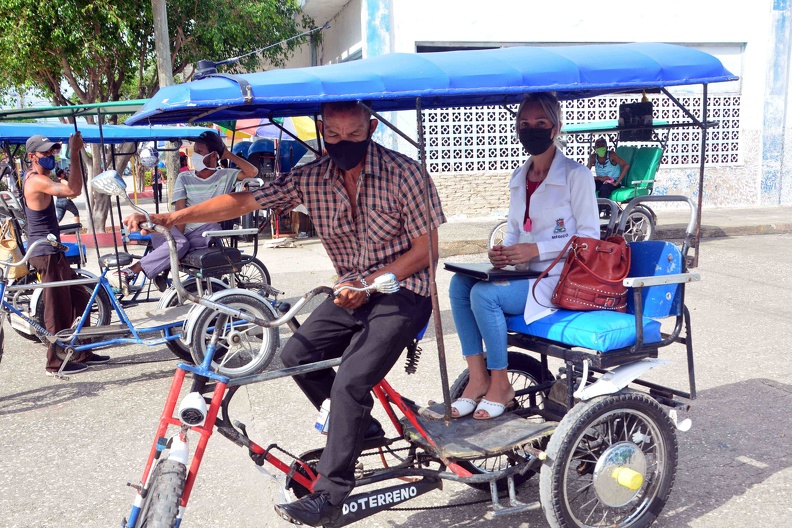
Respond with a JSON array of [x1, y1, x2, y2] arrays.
[[110, 131, 257, 293], [23, 133, 110, 375]]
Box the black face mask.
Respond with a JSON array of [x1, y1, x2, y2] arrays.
[[518, 127, 555, 156], [325, 136, 371, 171]]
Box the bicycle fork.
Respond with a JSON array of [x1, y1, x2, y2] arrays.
[[124, 367, 227, 528]]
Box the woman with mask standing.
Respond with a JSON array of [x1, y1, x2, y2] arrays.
[[110, 131, 258, 293], [449, 92, 600, 420]]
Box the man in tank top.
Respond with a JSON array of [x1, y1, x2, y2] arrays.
[[23, 133, 110, 375]]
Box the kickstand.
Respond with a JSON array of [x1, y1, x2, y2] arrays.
[[486, 475, 541, 519]]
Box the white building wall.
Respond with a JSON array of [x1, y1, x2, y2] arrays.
[[286, 0, 790, 212]]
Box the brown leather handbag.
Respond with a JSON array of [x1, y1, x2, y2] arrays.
[[533, 235, 631, 312]]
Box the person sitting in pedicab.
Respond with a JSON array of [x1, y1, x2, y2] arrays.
[[449, 92, 599, 420], [586, 136, 630, 215], [110, 131, 258, 293]]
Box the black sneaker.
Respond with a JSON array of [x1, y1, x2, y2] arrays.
[[153, 273, 169, 293], [46, 362, 89, 376], [275, 492, 342, 527], [84, 353, 111, 365]]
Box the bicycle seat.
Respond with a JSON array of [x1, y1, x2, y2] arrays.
[[180, 247, 242, 270], [99, 252, 134, 268]]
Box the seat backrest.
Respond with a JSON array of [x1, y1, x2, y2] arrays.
[[626, 240, 684, 318], [624, 147, 663, 190], [615, 145, 637, 167]]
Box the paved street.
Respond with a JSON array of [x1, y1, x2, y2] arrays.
[[0, 232, 790, 527]]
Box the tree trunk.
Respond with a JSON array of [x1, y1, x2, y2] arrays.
[[152, 0, 179, 211], [89, 144, 111, 234]]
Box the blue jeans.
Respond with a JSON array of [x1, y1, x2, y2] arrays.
[[449, 274, 530, 370]]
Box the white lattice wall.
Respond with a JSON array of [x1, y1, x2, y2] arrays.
[[423, 94, 742, 173]]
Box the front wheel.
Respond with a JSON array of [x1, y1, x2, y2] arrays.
[[622, 207, 655, 242], [138, 459, 186, 528], [539, 391, 678, 528], [188, 292, 279, 378]]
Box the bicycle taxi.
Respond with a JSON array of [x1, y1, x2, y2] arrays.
[[119, 42, 736, 527], [0, 121, 279, 373]]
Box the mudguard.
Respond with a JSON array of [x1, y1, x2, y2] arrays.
[[575, 358, 670, 401]]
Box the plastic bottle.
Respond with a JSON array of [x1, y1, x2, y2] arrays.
[[515, 218, 534, 271], [315, 399, 331, 434]]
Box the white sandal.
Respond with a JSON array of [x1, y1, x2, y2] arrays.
[[450, 398, 478, 418], [473, 398, 515, 420]]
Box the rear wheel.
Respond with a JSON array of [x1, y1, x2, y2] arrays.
[[449, 351, 554, 491], [223, 256, 271, 291], [33, 281, 113, 344], [539, 392, 677, 528], [488, 221, 508, 249], [623, 207, 655, 242], [189, 293, 279, 378], [138, 459, 186, 528]]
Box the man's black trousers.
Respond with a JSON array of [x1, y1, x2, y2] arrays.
[[280, 288, 432, 505]]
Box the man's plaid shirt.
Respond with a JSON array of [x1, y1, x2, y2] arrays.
[[252, 141, 445, 297]]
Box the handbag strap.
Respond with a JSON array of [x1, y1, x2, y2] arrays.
[[531, 235, 578, 307]]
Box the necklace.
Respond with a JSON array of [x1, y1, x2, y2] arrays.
[[528, 167, 548, 183]]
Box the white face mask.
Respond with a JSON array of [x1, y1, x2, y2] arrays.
[[190, 151, 217, 172]]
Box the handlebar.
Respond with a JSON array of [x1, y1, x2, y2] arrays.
[[193, 274, 401, 329], [200, 228, 258, 238]]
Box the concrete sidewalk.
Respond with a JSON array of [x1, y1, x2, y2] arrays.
[[437, 204, 792, 257], [98, 197, 791, 257]]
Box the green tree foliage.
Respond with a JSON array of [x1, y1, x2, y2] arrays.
[[0, 0, 313, 110]]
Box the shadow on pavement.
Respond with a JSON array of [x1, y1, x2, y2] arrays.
[[0, 367, 173, 416]]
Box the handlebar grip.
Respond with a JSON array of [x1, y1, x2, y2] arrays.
[[46, 234, 69, 252]]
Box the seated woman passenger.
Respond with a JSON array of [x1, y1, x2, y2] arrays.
[[449, 92, 599, 420], [586, 137, 630, 210]]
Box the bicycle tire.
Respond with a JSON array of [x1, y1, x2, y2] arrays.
[[189, 292, 279, 378], [33, 281, 113, 345], [488, 221, 508, 249], [223, 256, 271, 291], [138, 459, 186, 528], [159, 279, 228, 362]]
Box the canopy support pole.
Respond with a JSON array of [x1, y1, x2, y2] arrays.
[[267, 119, 321, 157], [693, 84, 709, 268], [416, 98, 452, 423]]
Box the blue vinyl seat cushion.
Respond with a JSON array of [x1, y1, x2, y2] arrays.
[[506, 309, 661, 353]]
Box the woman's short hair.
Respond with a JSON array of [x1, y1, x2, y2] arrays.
[[515, 92, 563, 133]]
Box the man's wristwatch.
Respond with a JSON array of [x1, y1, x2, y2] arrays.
[[359, 276, 371, 302]]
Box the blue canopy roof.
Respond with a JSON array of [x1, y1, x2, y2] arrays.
[[127, 42, 738, 125], [0, 122, 218, 145]]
